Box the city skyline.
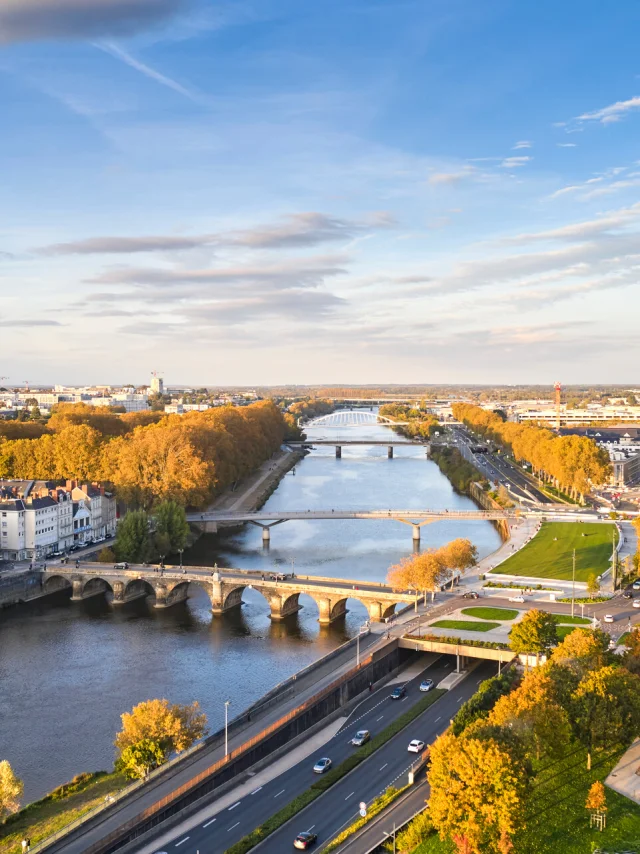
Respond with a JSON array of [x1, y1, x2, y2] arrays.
[[1, 0, 639, 383]]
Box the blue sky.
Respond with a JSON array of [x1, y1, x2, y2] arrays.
[[1, 0, 639, 386]]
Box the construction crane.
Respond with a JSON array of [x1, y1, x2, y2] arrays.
[[24, 380, 30, 392], [554, 381, 562, 432]]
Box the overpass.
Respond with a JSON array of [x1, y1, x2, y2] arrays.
[[41, 565, 416, 624], [187, 507, 515, 544]]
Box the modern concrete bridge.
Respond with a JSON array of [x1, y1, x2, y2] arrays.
[[40, 565, 416, 624], [187, 508, 515, 544], [288, 439, 428, 458]]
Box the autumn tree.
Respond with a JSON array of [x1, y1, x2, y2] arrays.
[[508, 609, 557, 664], [117, 739, 165, 780], [115, 699, 208, 768], [550, 627, 610, 679], [586, 573, 601, 597], [488, 669, 571, 760], [387, 549, 446, 597], [440, 538, 478, 587], [573, 665, 640, 769], [0, 760, 23, 821], [115, 510, 151, 563], [428, 730, 528, 854], [97, 546, 116, 563], [585, 780, 607, 814]]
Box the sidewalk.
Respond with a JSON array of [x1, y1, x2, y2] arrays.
[[207, 446, 302, 514]]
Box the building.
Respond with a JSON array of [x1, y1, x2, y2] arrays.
[[560, 428, 640, 486], [164, 403, 184, 414], [609, 450, 640, 486], [151, 373, 164, 395], [66, 481, 117, 541], [510, 404, 640, 424]]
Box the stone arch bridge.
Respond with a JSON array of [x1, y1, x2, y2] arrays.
[[41, 565, 416, 624]]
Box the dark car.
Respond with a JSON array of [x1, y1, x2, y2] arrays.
[[390, 685, 406, 700], [294, 831, 318, 850], [462, 591, 479, 600], [623, 589, 634, 600]]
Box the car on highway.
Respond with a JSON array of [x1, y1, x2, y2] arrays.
[[462, 591, 479, 600], [509, 595, 525, 603], [419, 679, 434, 692], [390, 685, 406, 700], [313, 757, 332, 774], [603, 614, 615, 623], [294, 831, 318, 850], [350, 730, 370, 746], [634, 600, 640, 609], [408, 739, 425, 753]]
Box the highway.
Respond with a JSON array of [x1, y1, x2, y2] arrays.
[[137, 657, 494, 854]]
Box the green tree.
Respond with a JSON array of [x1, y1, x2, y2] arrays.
[[97, 546, 116, 563], [117, 739, 165, 780], [0, 760, 23, 821], [115, 510, 151, 563], [508, 609, 557, 665], [586, 573, 601, 597], [573, 665, 640, 769], [153, 500, 190, 553]]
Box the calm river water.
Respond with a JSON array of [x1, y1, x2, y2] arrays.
[[0, 417, 501, 801]]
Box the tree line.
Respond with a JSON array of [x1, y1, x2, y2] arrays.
[[0, 401, 286, 509], [452, 403, 611, 500], [387, 539, 478, 594], [282, 398, 335, 440], [422, 620, 640, 854], [378, 404, 439, 439]]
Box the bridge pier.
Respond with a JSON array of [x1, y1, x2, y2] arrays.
[[268, 592, 301, 621], [412, 524, 421, 543], [262, 526, 270, 546], [335, 446, 342, 459], [388, 446, 393, 459], [70, 577, 85, 601]]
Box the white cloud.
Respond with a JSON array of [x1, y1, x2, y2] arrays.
[[501, 156, 531, 169], [557, 142, 577, 148], [512, 140, 532, 150], [96, 41, 202, 103], [428, 168, 474, 185], [577, 95, 640, 125]]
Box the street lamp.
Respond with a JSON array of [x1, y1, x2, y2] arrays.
[[178, 548, 184, 570], [356, 621, 368, 666], [224, 700, 231, 756]]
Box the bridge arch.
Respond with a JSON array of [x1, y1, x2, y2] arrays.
[[303, 411, 407, 429], [81, 576, 113, 600], [43, 574, 72, 595], [305, 592, 399, 625], [123, 578, 156, 603]]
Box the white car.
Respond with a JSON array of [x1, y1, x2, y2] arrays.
[[603, 614, 614, 623], [633, 581, 640, 590], [408, 739, 425, 753], [633, 600, 640, 609], [509, 595, 525, 603]]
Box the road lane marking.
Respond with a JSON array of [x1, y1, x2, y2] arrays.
[[274, 789, 285, 798], [175, 838, 190, 847], [345, 791, 355, 800], [308, 825, 315, 831], [228, 802, 241, 810], [250, 787, 263, 795], [457, 696, 464, 702], [228, 822, 240, 832], [379, 763, 388, 770], [376, 715, 384, 721], [434, 716, 441, 722], [202, 818, 216, 828]]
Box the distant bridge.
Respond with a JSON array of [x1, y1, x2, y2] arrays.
[[288, 438, 428, 458], [40, 565, 416, 624], [302, 411, 410, 429], [188, 508, 515, 544]]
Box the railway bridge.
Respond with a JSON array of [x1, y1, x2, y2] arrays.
[[40, 565, 416, 624]]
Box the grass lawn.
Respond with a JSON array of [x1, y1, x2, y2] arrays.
[[491, 522, 618, 582], [430, 620, 500, 632], [405, 745, 640, 854], [460, 606, 519, 621], [550, 614, 592, 625], [0, 772, 126, 854]]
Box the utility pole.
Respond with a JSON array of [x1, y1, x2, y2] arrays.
[[572, 549, 576, 618], [612, 529, 618, 590]]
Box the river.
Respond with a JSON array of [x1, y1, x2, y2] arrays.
[[0, 416, 501, 802]]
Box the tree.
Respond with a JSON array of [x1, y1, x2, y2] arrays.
[[586, 573, 601, 597], [115, 698, 208, 763], [97, 546, 116, 563], [153, 500, 190, 553], [550, 627, 610, 679], [387, 549, 445, 597], [0, 760, 23, 821], [117, 739, 165, 780], [114, 510, 151, 563], [573, 665, 640, 769], [585, 780, 607, 814], [428, 731, 528, 854], [488, 669, 571, 760], [440, 538, 478, 587], [508, 609, 557, 665]]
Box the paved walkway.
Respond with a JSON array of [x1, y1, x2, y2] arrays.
[[606, 738, 640, 805], [207, 446, 301, 513]]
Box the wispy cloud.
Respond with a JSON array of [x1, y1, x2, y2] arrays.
[[557, 142, 577, 148], [512, 140, 532, 150], [501, 156, 531, 169], [428, 168, 474, 186], [96, 41, 202, 103], [576, 94, 640, 125]]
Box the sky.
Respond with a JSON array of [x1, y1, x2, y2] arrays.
[[1, 0, 639, 386]]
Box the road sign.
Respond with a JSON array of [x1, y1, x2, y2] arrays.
[[359, 801, 367, 817]]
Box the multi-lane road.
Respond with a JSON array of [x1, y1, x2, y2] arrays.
[[139, 658, 496, 854]]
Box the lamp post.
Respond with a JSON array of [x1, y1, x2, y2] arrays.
[[178, 548, 184, 570], [224, 700, 231, 756], [571, 549, 576, 619]]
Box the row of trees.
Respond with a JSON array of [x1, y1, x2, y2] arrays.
[[452, 403, 611, 500], [0, 401, 286, 509], [378, 404, 439, 439], [283, 398, 335, 440], [426, 624, 640, 853], [112, 500, 190, 562], [387, 539, 478, 595]]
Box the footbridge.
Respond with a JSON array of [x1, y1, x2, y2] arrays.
[[187, 508, 515, 544], [40, 565, 416, 624]]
